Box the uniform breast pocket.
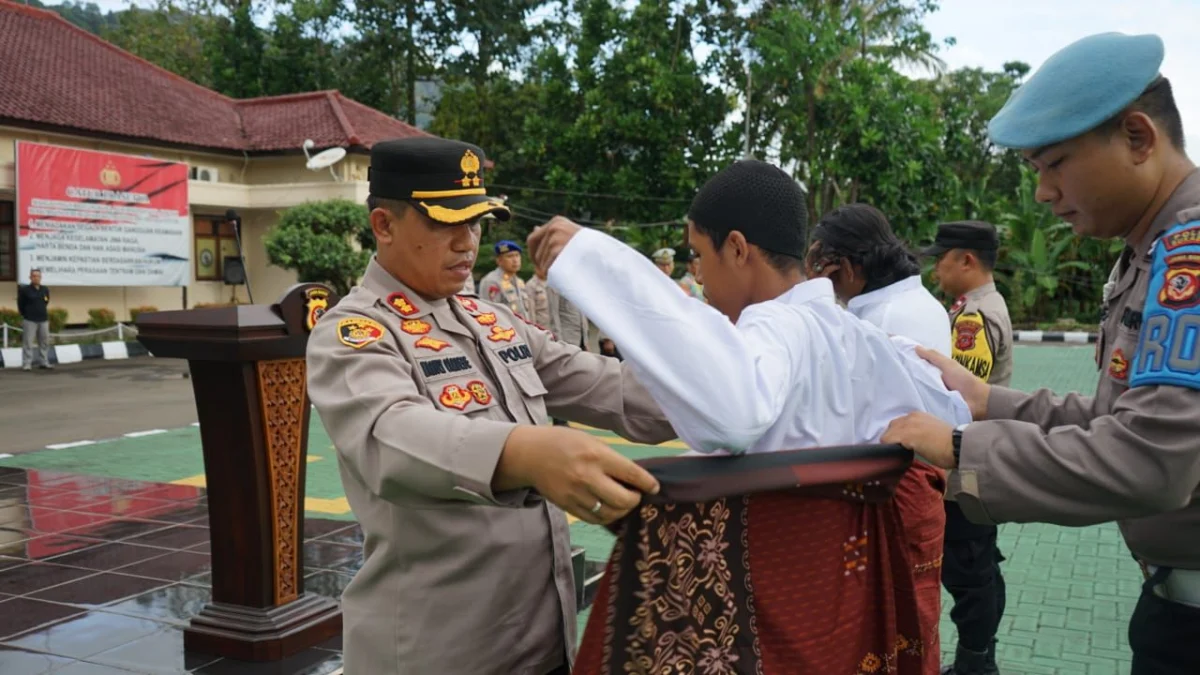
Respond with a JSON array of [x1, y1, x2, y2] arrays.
[[508, 363, 549, 424]]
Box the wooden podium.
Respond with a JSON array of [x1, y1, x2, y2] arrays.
[[135, 283, 341, 661]]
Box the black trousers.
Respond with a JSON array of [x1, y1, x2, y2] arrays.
[[1129, 566, 1200, 674], [942, 500, 1007, 653]]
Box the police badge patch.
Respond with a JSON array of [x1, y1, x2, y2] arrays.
[[304, 288, 329, 331], [337, 317, 385, 349], [1132, 221, 1200, 389], [951, 312, 994, 382]]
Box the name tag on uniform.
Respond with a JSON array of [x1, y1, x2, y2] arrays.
[[1131, 221, 1200, 389], [417, 354, 476, 382]]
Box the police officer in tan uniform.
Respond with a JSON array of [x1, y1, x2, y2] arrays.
[[924, 220, 1013, 675], [529, 264, 590, 351], [884, 32, 1200, 674], [306, 137, 674, 675], [479, 239, 533, 317]]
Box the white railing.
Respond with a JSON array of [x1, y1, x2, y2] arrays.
[[1, 322, 139, 349]]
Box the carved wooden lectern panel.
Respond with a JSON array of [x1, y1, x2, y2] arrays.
[[255, 358, 307, 605]]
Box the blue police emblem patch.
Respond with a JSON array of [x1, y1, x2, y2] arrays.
[[1131, 221, 1200, 389]]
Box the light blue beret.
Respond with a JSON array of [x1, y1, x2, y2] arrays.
[[987, 32, 1164, 149]]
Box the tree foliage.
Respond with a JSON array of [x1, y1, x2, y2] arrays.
[[263, 199, 373, 296], [42, 0, 1120, 323]]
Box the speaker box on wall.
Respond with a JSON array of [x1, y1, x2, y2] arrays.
[[223, 256, 246, 285]]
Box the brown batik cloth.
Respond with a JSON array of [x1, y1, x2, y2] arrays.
[[573, 444, 946, 675]]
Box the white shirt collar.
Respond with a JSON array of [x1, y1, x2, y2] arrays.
[[778, 277, 836, 307], [846, 275, 923, 313]]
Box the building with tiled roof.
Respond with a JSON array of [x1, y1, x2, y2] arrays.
[[0, 0, 435, 326]]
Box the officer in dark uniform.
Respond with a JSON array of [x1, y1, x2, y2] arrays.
[[17, 268, 52, 370], [883, 32, 1200, 675], [924, 221, 1013, 675]]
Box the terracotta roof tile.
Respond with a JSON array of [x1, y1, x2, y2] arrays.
[[0, 0, 428, 153]]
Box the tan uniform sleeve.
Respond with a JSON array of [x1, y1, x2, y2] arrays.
[[521, 323, 676, 445], [986, 384, 1103, 430], [530, 281, 551, 329], [950, 383, 1200, 526], [306, 309, 528, 507]]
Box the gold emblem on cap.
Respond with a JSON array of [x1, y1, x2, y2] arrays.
[[409, 148, 487, 199], [458, 149, 482, 187]]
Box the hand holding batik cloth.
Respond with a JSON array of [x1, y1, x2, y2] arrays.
[[573, 444, 945, 675]]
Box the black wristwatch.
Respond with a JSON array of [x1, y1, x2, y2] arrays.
[[951, 424, 967, 468]]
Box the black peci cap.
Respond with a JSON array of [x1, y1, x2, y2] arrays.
[[369, 137, 510, 225], [687, 159, 807, 259], [921, 220, 1000, 257]]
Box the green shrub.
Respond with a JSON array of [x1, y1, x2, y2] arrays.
[[48, 308, 68, 334], [87, 308, 117, 330], [0, 307, 19, 330], [128, 305, 158, 323]]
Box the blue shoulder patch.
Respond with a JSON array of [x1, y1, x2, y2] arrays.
[[1130, 220, 1200, 389]]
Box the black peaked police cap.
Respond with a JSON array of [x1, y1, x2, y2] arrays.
[[921, 221, 1000, 257], [369, 137, 511, 225], [687, 160, 808, 259]]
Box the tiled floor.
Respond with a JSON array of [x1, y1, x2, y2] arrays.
[[0, 466, 346, 675]]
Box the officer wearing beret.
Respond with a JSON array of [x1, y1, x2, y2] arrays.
[[924, 220, 1013, 675], [883, 32, 1200, 674], [306, 136, 675, 675], [478, 239, 533, 317]]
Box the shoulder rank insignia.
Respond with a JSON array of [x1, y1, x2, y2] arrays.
[[439, 384, 472, 410], [1131, 221, 1200, 389], [304, 288, 329, 331], [466, 380, 492, 405], [456, 296, 480, 314], [414, 336, 450, 352], [487, 325, 516, 343], [951, 311, 994, 382], [386, 292, 419, 317], [475, 312, 497, 326], [337, 317, 385, 349], [1108, 348, 1129, 381], [401, 319, 432, 335]]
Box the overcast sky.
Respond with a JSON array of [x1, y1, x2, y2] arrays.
[[86, 0, 1198, 162], [921, 0, 1200, 162]]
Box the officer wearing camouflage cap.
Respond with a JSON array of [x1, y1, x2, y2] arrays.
[[882, 32, 1200, 674]]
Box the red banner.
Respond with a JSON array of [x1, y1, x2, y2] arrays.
[[16, 141, 190, 286]]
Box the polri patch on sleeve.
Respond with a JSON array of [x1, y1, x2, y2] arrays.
[[1131, 221, 1200, 389], [337, 317, 386, 349]]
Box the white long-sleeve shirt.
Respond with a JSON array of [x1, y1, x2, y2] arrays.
[[846, 275, 953, 355], [548, 228, 970, 455]]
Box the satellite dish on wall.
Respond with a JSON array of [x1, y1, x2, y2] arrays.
[[302, 139, 346, 181]]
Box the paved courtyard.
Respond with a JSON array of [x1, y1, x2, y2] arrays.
[[0, 345, 1140, 674]]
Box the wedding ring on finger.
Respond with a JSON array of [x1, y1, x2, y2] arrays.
[[591, 500, 603, 515]]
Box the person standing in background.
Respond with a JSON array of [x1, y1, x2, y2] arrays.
[[922, 220, 1013, 675], [806, 203, 951, 355], [528, 261, 593, 426], [650, 248, 675, 277], [478, 240, 532, 317], [677, 249, 705, 300], [17, 268, 52, 371], [926, 222, 1014, 387]]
